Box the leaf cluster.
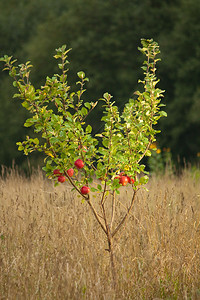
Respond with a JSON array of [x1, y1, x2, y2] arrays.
[[0, 39, 166, 196]]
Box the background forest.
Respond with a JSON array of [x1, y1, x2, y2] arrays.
[[0, 0, 200, 170]]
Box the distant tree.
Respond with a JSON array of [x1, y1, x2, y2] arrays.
[[158, 0, 200, 162], [0, 0, 199, 167], [0, 0, 69, 167], [24, 0, 174, 135]]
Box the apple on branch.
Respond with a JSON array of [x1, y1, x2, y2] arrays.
[[67, 168, 74, 177], [74, 159, 84, 169], [81, 186, 90, 195], [53, 169, 62, 176], [119, 176, 129, 186], [127, 176, 135, 184], [58, 175, 66, 183]]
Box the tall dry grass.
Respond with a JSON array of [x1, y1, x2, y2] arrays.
[[0, 167, 199, 299]]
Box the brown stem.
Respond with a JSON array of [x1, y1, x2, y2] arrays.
[[107, 230, 117, 290], [87, 198, 107, 235], [63, 171, 89, 200], [99, 192, 118, 288], [100, 197, 109, 233], [82, 101, 98, 121], [110, 191, 116, 230], [91, 163, 97, 171], [64, 169, 107, 234], [101, 179, 108, 205], [137, 138, 152, 164], [111, 189, 137, 238]]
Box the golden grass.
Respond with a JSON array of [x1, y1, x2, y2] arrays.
[[0, 167, 200, 299]]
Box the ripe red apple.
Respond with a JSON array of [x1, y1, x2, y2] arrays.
[[58, 175, 66, 183], [67, 168, 74, 177], [74, 159, 84, 169], [53, 169, 61, 176], [127, 176, 135, 184], [81, 186, 90, 195], [119, 176, 129, 186]]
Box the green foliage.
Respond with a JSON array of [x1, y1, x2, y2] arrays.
[[0, 39, 165, 197]]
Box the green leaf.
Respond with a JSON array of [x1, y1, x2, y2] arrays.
[[102, 139, 109, 148], [33, 138, 39, 145], [160, 111, 167, 117], [97, 184, 102, 191], [86, 125, 92, 133], [84, 102, 91, 109], [103, 92, 110, 99], [81, 107, 88, 116], [77, 71, 85, 79], [16, 143, 24, 151], [139, 175, 149, 185], [54, 54, 60, 59], [49, 137, 59, 144], [21, 101, 30, 109], [24, 121, 33, 127], [97, 162, 103, 170], [145, 150, 152, 157]]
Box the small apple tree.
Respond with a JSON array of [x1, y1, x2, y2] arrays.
[[0, 39, 166, 287]]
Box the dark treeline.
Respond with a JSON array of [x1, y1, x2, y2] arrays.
[[0, 0, 200, 169]]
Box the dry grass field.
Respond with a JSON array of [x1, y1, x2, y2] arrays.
[[0, 167, 200, 299]]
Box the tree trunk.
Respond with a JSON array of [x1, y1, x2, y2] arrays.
[[107, 234, 117, 290]]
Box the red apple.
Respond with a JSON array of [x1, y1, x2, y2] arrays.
[[53, 169, 61, 176], [74, 159, 84, 169], [67, 168, 74, 177], [119, 176, 129, 186], [81, 186, 90, 195], [58, 175, 66, 183], [127, 176, 135, 184]]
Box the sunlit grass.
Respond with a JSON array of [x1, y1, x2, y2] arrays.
[[0, 167, 199, 299]]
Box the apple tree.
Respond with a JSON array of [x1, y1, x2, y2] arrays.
[[0, 38, 166, 288]]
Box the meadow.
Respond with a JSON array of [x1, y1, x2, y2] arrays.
[[0, 167, 199, 299]]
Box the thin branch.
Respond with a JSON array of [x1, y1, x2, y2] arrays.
[[113, 191, 146, 243], [82, 101, 98, 121], [101, 199, 109, 233], [99, 186, 112, 237], [101, 179, 108, 206], [91, 163, 97, 171], [110, 191, 116, 230], [111, 189, 137, 238], [97, 212, 105, 220], [64, 170, 107, 234], [136, 138, 152, 164], [87, 198, 107, 235], [63, 171, 88, 200]]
